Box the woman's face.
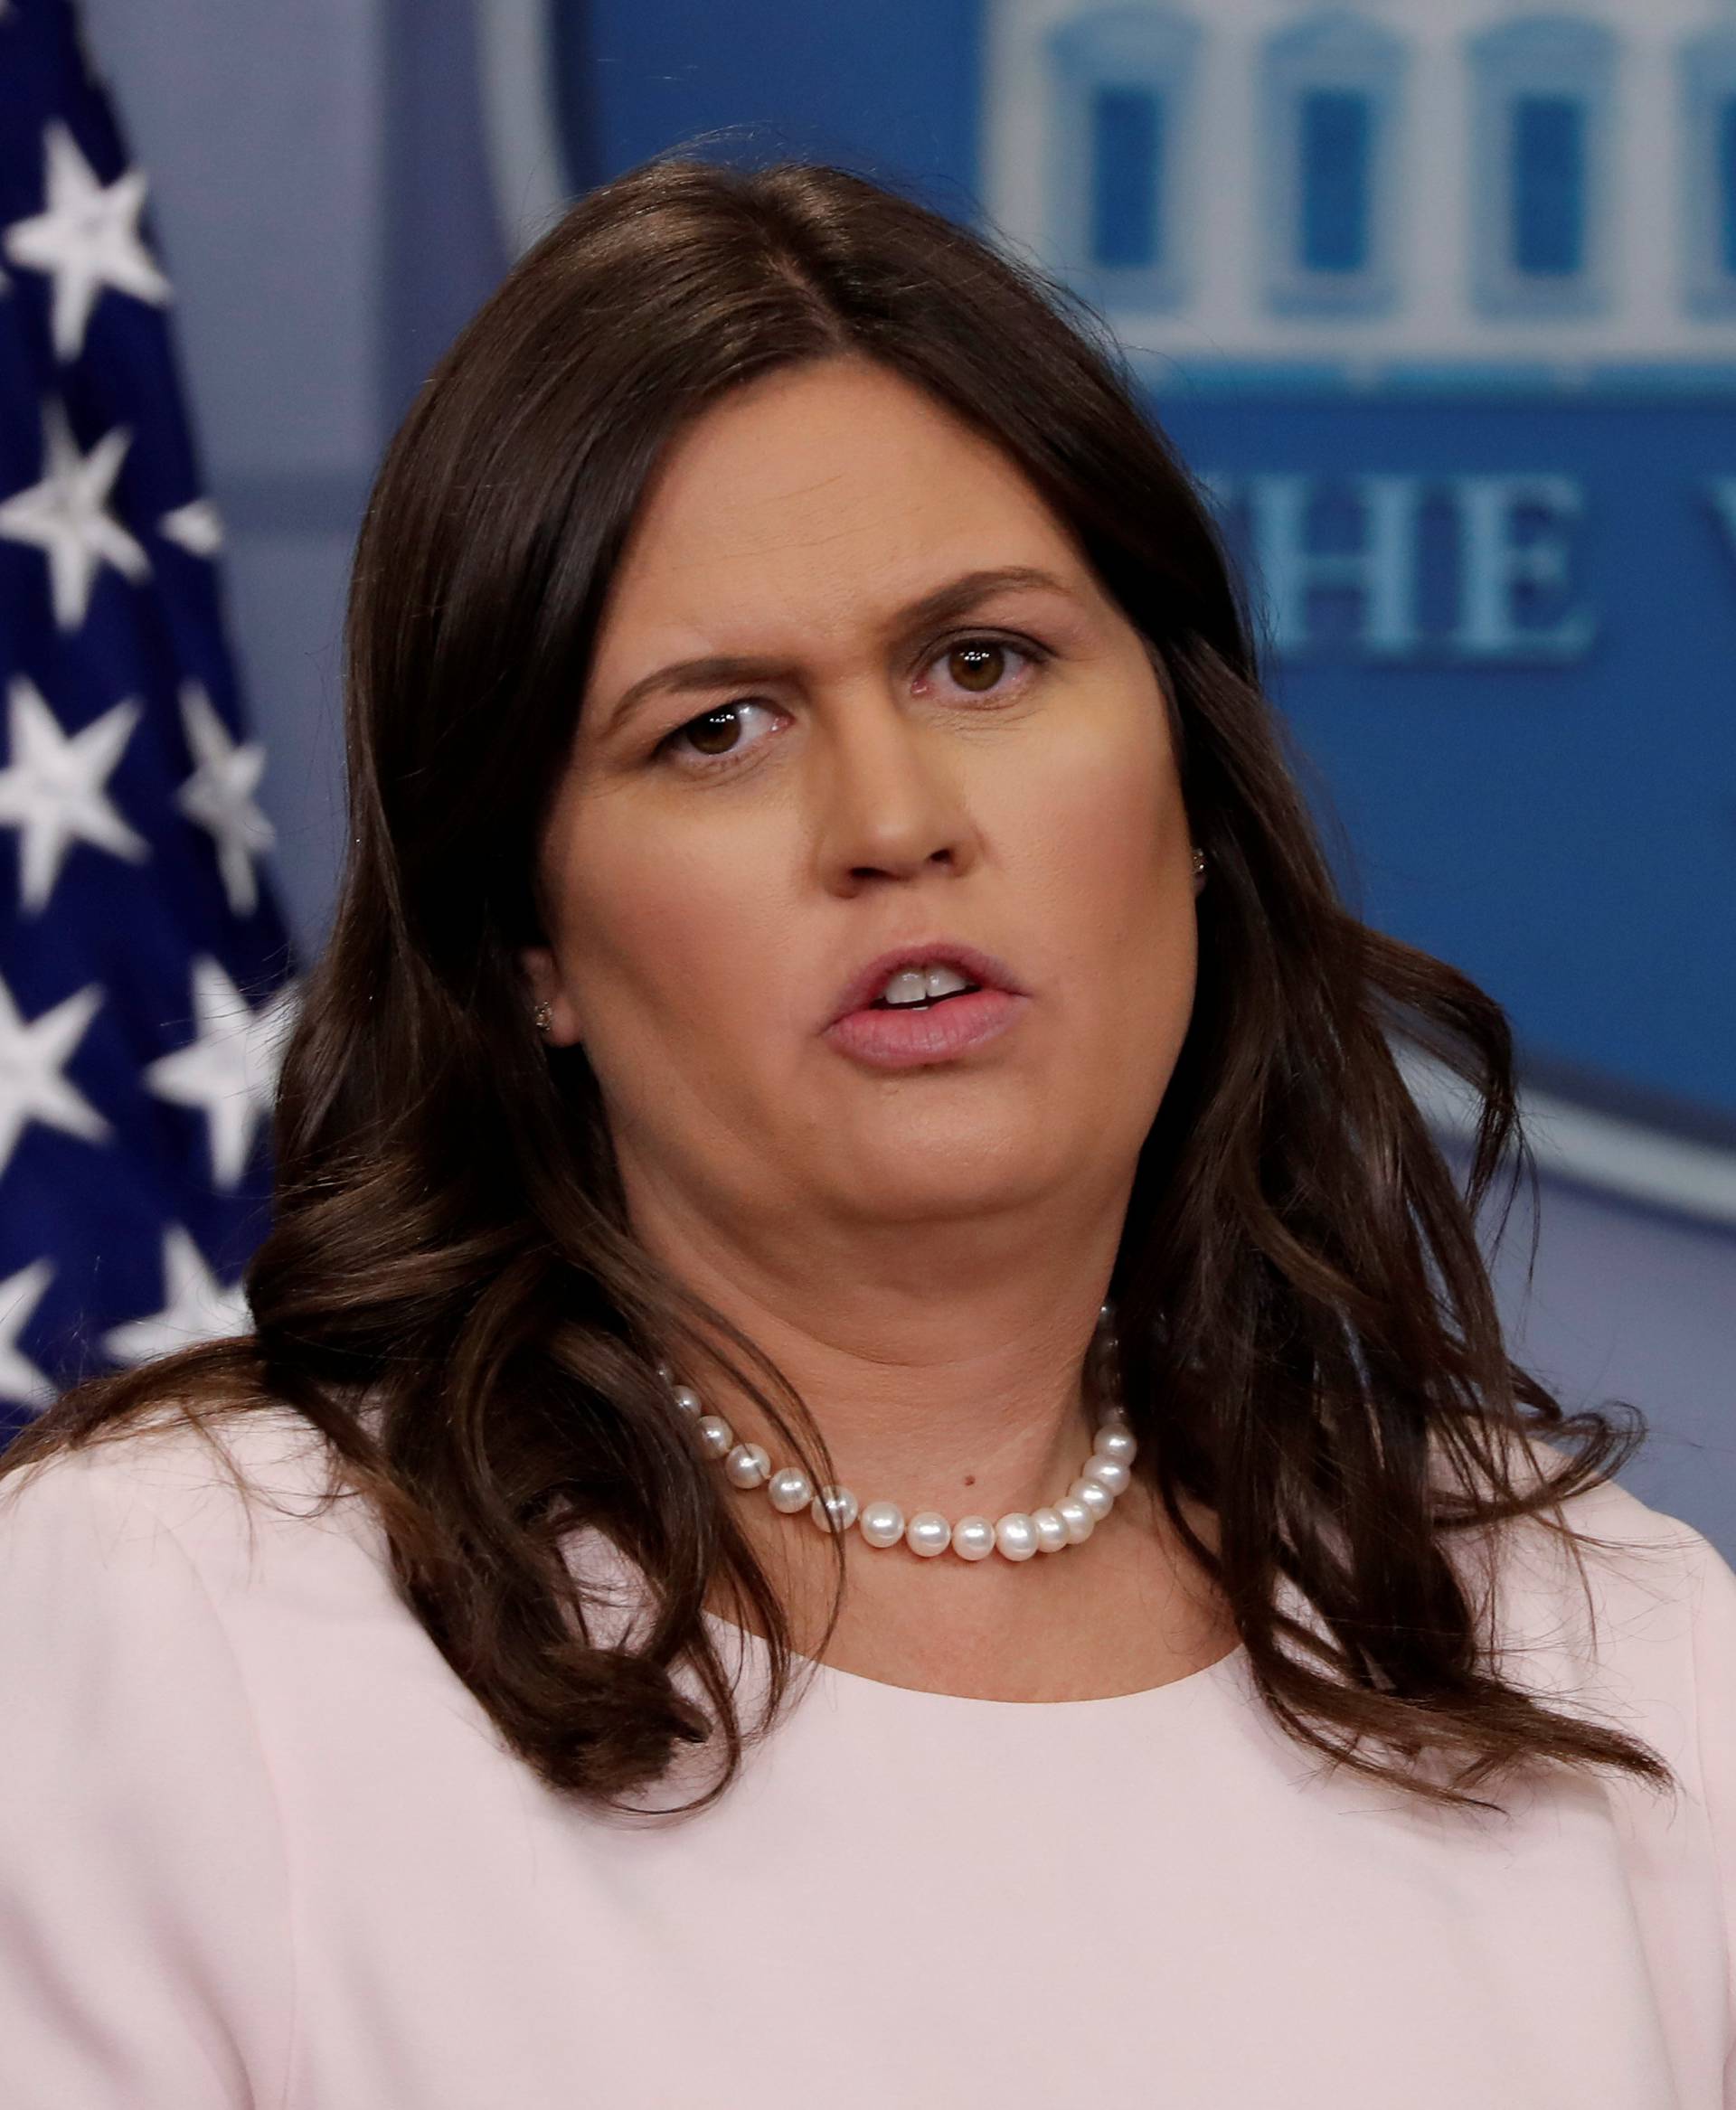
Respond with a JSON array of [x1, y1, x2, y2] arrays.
[[524, 355, 1199, 1264]]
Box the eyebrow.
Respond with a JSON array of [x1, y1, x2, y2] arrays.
[[597, 564, 1078, 738]]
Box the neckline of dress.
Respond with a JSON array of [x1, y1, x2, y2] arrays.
[[701, 1608, 1250, 1717]]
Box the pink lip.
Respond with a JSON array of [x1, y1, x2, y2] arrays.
[[822, 985, 1028, 1069], [822, 940, 1027, 1030]]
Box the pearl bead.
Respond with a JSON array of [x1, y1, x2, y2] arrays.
[[1081, 1454, 1131, 1498], [1071, 1477, 1115, 1521], [724, 1441, 770, 1488], [994, 1512, 1039, 1561], [810, 1484, 859, 1532], [1093, 1425, 1137, 1465], [906, 1510, 952, 1558], [661, 1352, 1136, 1572], [1054, 1495, 1095, 1544], [1031, 1506, 1069, 1553], [858, 1500, 906, 1549], [767, 1466, 814, 1514], [951, 1515, 996, 1561], [695, 1414, 734, 1459]]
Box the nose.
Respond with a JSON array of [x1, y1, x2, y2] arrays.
[[814, 683, 979, 891]]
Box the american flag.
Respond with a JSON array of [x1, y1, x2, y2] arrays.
[[0, 0, 296, 1445]]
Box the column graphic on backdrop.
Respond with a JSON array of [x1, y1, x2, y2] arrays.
[[995, 0, 1736, 373]]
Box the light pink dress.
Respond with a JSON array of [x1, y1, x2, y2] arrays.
[[0, 1402, 1731, 2108]]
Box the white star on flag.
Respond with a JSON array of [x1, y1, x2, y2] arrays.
[[158, 497, 223, 557], [3, 121, 171, 362], [0, 398, 149, 628], [0, 1259, 56, 1409], [0, 674, 147, 911], [144, 957, 297, 1189], [175, 683, 274, 914], [102, 1225, 250, 1366], [0, 972, 108, 1180]]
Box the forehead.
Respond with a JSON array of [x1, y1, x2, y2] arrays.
[[590, 358, 1090, 658]]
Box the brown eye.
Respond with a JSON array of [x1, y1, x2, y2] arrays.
[[683, 707, 745, 758], [655, 698, 783, 774], [925, 634, 1048, 702], [948, 641, 1005, 693]]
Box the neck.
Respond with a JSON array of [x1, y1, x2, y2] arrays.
[[618, 1140, 1134, 1524]]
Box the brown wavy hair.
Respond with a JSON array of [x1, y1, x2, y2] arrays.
[[4, 151, 1672, 1822]]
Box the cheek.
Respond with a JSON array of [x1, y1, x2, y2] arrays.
[[1013, 730, 1197, 1058], [542, 796, 791, 1073], [1019, 724, 1187, 932]]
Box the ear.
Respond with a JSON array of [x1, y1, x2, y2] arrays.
[[519, 944, 583, 1045]]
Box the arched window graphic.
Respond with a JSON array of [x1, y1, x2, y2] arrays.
[[1044, 7, 1200, 308], [1259, 14, 1405, 316], [1681, 31, 1736, 316], [1468, 16, 1615, 319]]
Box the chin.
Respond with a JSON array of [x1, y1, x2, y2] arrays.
[[836, 1146, 1065, 1218]]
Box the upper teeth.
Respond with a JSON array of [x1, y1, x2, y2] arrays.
[[877, 962, 976, 1007]]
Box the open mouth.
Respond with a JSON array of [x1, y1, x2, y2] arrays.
[[867, 984, 982, 1012]]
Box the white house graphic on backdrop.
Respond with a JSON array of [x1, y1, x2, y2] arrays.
[[983, 0, 1736, 381]]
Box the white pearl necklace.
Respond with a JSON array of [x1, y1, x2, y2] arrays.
[[653, 1304, 1136, 1566]]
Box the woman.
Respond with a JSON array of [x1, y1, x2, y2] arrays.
[[0, 154, 1730, 2107]]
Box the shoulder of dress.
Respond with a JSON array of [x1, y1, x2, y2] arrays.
[[1456, 1429, 1724, 1742], [0, 1399, 379, 1592], [0, 1408, 666, 1645]]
